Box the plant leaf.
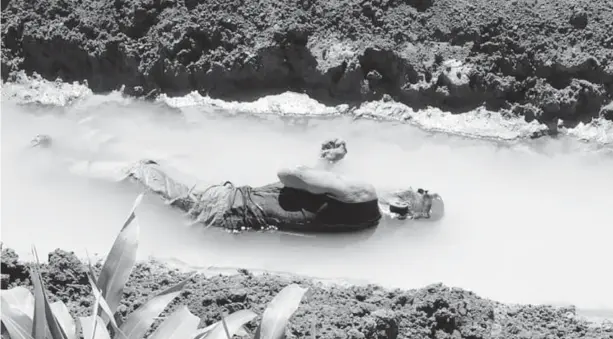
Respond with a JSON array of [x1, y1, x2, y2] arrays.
[[189, 324, 247, 339], [1, 298, 35, 339], [236, 326, 251, 337], [254, 284, 308, 339], [85, 254, 126, 335], [148, 305, 199, 339], [190, 323, 216, 339], [191, 324, 252, 339], [86, 269, 121, 331], [30, 247, 69, 339], [205, 310, 258, 339], [49, 301, 77, 339], [97, 193, 143, 315], [119, 275, 192, 339], [221, 317, 231, 339], [1, 287, 35, 320], [89, 280, 103, 339], [79, 316, 112, 339], [30, 266, 47, 339]]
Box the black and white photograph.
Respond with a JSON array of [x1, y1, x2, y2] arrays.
[[1, 0, 612, 338]]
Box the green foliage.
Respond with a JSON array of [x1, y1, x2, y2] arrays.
[[1, 194, 309, 339]]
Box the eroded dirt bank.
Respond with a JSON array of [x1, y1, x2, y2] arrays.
[[2, 247, 612, 339], [2, 0, 613, 131]]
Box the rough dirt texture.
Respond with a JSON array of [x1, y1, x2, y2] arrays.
[[2, 0, 613, 130], [2, 248, 612, 339]]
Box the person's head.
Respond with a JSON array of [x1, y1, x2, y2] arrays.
[[392, 187, 444, 221]]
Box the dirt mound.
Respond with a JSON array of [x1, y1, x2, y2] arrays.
[[2, 0, 613, 131], [2, 247, 612, 339]]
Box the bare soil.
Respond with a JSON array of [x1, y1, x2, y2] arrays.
[[2, 248, 612, 339], [2, 0, 613, 133]]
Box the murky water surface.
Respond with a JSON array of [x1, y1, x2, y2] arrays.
[[2, 97, 612, 315]]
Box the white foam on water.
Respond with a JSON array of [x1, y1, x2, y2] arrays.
[[1, 75, 613, 318]]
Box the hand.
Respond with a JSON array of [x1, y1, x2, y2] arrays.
[[320, 138, 347, 163], [30, 134, 52, 148]]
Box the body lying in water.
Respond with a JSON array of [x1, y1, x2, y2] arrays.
[[32, 135, 444, 233], [119, 138, 443, 233]]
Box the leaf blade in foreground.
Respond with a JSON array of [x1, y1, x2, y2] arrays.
[[1, 298, 35, 339], [30, 248, 69, 339], [79, 316, 112, 339], [96, 193, 143, 315], [86, 269, 121, 330], [49, 301, 77, 339], [254, 284, 308, 339], [204, 310, 258, 339], [119, 275, 192, 339], [1, 286, 35, 320], [148, 305, 200, 339], [30, 265, 47, 339]]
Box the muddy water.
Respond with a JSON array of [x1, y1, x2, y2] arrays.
[[1, 98, 612, 314]]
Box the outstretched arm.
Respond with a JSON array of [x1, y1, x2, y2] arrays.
[[30, 134, 53, 148], [29, 134, 130, 182]]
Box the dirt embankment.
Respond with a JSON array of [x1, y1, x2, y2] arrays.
[[2, 247, 612, 339], [2, 0, 613, 130]]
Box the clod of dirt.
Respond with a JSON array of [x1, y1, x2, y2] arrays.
[[569, 10, 588, 29]]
